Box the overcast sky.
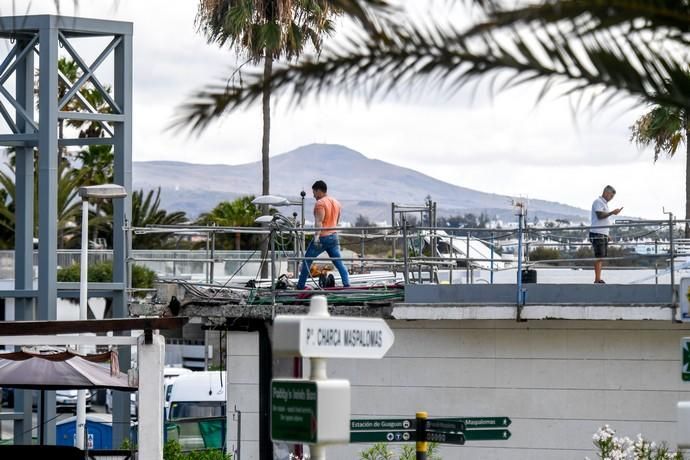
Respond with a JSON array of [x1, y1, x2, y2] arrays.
[[0, 0, 684, 219]]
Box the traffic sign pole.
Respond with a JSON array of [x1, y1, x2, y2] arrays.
[[309, 297, 329, 460], [416, 411, 428, 460], [271, 296, 396, 457]]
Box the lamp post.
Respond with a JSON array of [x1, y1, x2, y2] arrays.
[[513, 198, 527, 308], [251, 194, 304, 278], [76, 184, 127, 449]]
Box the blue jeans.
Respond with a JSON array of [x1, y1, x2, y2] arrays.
[[297, 234, 350, 289]]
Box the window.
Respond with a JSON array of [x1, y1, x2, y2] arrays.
[[169, 401, 225, 420]]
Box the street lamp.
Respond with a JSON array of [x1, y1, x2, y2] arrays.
[[252, 193, 307, 269], [76, 184, 127, 450], [251, 195, 291, 207]]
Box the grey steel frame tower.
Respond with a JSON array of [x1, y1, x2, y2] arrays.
[[0, 15, 132, 445]]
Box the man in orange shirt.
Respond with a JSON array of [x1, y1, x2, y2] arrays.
[[296, 180, 351, 289]]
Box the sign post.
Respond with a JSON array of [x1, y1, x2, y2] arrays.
[[271, 296, 395, 460], [680, 278, 690, 321], [416, 412, 428, 460]]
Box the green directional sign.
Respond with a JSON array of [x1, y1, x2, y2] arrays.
[[427, 419, 465, 432], [426, 431, 465, 445], [350, 416, 512, 444], [351, 419, 414, 431], [271, 380, 317, 443], [682, 338, 690, 381], [464, 429, 511, 441], [351, 430, 416, 443], [436, 417, 511, 429]]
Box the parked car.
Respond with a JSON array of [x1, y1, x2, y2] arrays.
[[55, 389, 93, 411], [1, 388, 92, 411]]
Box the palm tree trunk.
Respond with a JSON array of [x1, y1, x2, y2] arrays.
[[262, 57, 272, 197], [260, 56, 273, 279], [235, 232, 242, 251]]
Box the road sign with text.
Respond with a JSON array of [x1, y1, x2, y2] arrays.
[[271, 379, 350, 444], [271, 380, 317, 443], [351, 419, 415, 431], [273, 315, 395, 359], [426, 419, 465, 432], [435, 417, 511, 429], [426, 431, 466, 445], [464, 429, 512, 441], [349, 416, 511, 445]]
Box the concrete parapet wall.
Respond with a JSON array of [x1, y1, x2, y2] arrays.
[[405, 284, 673, 305]]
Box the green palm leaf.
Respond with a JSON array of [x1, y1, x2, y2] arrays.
[[174, 0, 690, 134]]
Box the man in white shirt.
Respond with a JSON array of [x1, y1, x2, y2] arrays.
[[590, 185, 623, 283]]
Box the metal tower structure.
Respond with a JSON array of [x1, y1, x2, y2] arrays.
[[0, 15, 132, 445]]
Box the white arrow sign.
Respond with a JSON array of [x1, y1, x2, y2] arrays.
[[273, 298, 394, 359]]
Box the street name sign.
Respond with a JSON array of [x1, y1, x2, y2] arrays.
[[426, 419, 465, 432], [435, 417, 511, 428], [271, 379, 350, 444], [426, 431, 465, 445], [464, 429, 512, 441], [682, 338, 690, 381], [351, 430, 416, 443], [273, 315, 395, 359], [349, 416, 512, 445], [351, 419, 414, 431]]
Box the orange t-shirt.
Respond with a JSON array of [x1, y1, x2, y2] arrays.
[[314, 196, 341, 236]]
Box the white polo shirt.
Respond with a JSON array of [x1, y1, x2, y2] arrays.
[[590, 196, 610, 236]]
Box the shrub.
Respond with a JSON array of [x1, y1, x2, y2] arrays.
[[57, 261, 155, 298], [164, 440, 231, 460], [588, 425, 684, 460], [529, 247, 561, 261], [359, 442, 441, 460]]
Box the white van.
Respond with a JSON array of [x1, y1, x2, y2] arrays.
[[164, 366, 193, 383], [163, 367, 193, 419], [167, 371, 226, 421]]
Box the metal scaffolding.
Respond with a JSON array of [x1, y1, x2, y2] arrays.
[[0, 15, 132, 446]]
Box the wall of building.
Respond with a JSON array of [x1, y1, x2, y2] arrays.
[[227, 319, 690, 460], [227, 331, 261, 458]]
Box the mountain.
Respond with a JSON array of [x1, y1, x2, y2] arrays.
[[133, 143, 588, 223]]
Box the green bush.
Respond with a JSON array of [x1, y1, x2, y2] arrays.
[[529, 247, 561, 261], [164, 440, 232, 460], [57, 261, 155, 298], [359, 442, 441, 460]]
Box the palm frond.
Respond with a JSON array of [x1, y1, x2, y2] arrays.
[[469, 0, 690, 43], [630, 105, 687, 161], [172, 12, 690, 134]]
